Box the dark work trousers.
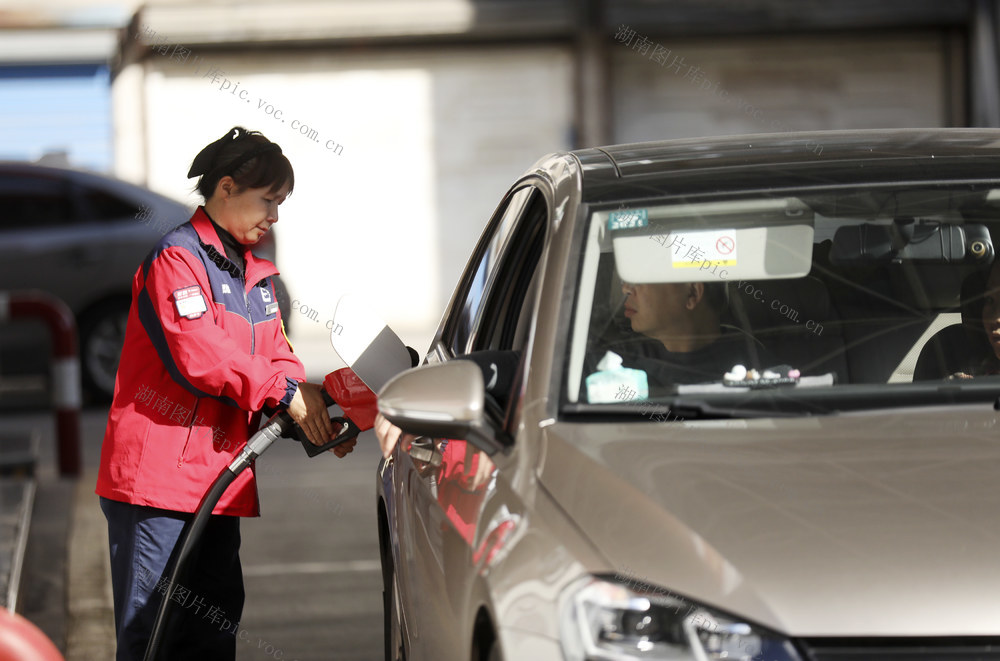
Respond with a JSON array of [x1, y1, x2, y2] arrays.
[[100, 497, 245, 661]]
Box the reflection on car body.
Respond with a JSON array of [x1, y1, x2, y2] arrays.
[[376, 129, 1000, 661]]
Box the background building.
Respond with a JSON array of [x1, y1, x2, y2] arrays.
[[0, 1, 125, 170]]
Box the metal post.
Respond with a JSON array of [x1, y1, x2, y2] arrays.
[[971, 0, 1000, 127], [0, 291, 82, 477]]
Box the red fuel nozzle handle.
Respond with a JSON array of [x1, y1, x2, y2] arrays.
[[281, 369, 377, 457], [323, 367, 378, 430]]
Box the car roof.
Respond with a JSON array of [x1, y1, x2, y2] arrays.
[[0, 161, 191, 209], [0, 160, 123, 182], [568, 128, 1000, 204]]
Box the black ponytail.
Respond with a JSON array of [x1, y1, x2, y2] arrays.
[[188, 127, 293, 200]]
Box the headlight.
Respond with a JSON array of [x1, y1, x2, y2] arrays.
[[560, 576, 802, 661]]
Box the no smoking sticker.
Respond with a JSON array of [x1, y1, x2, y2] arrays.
[[716, 235, 735, 254], [671, 230, 739, 268]]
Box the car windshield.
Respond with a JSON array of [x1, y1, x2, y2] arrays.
[[564, 183, 1000, 418]]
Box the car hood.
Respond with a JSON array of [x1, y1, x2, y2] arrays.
[[538, 406, 1000, 636]]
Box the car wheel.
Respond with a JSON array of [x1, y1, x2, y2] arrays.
[[383, 554, 407, 661], [79, 298, 130, 401]]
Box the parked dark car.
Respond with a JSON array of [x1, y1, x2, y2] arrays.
[[377, 129, 1000, 661], [0, 161, 289, 401]]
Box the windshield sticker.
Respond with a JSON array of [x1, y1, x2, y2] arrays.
[[660, 230, 739, 268], [608, 209, 648, 231]]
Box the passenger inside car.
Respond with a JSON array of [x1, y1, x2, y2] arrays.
[[948, 259, 1000, 378], [615, 279, 773, 392]]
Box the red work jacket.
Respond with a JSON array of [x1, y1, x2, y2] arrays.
[[96, 208, 304, 516]]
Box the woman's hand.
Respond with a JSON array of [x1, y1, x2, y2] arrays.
[[287, 382, 335, 447], [465, 451, 496, 491]]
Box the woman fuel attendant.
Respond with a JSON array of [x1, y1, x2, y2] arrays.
[[96, 127, 353, 661]]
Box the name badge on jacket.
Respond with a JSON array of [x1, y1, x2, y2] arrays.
[[174, 286, 208, 320]]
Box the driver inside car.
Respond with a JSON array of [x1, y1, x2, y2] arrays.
[[618, 279, 773, 391]]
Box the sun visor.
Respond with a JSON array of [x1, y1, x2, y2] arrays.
[[606, 201, 815, 283]]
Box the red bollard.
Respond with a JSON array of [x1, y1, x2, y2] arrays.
[[0, 291, 82, 477], [0, 608, 65, 660]]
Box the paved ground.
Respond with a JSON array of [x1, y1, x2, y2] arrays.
[[5, 333, 387, 660], [238, 439, 384, 661]]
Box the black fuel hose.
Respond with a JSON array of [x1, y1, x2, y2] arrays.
[[142, 409, 295, 661]]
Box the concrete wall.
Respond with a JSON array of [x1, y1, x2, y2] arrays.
[[126, 45, 574, 350], [611, 32, 956, 142]]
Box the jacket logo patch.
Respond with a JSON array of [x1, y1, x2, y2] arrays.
[[222, 283, 231, 294], [174, 286, 208, 320], [265, 302, 279, 316], [260, 286, 272, 303]]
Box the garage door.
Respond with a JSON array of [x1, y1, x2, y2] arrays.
[[611, 32, 956, 143]]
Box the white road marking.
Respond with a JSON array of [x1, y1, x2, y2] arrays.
[[242, 559, 381, 577]]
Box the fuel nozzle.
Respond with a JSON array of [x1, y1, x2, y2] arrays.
[[280, 368, 376, 457]]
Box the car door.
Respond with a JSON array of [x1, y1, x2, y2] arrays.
[[393, 183, 549, 659]]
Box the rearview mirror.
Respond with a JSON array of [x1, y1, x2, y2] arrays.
[[378, 361, 508, 456]]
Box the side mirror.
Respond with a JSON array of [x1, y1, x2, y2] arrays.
[[379, 361, 509, 455]]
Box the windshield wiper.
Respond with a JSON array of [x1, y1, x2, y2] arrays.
[[566, 396, 817, 420], [665, 398, 805, 419]]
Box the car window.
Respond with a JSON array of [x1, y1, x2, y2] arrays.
[[77, 186, 141, 222], [436, 184, 548, 428], [442, 186, 537, 356], [564, 185, 1000, 417], [0, 173, 73, 229], [474, 190, 547, 353]]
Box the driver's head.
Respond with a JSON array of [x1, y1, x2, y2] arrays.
[[621, 281, 727, 352]]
